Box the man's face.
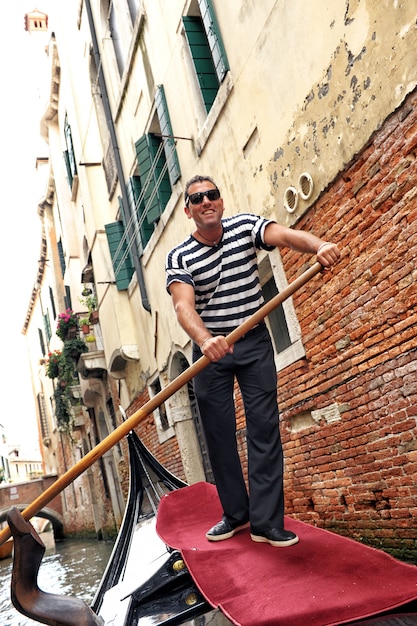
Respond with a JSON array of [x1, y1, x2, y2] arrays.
[[184, 181, 224, 229]]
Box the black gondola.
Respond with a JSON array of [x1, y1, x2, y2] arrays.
[[6, 428, 417, 626]]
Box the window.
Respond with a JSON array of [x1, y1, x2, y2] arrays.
[[126, 176, 154, 250], [150, 377, 171, 439], [57, 239, 66, 278], [134, 86, 181, 224], [183, 0, 229, 114], [64, 285, 72, 311], [43, 312, 52, 344], [107, 398, 122, 458], [49, 287, 56, 320], [103, 0, 138, 78], [63, 115, 77, 191], [155, 85, 181, 187], [134, 133, 172, 225], [262, 278, 292, 353], [106, 86, 180, 288], [38, 328, 46, 357], [109, 2, 125, 76], [258, 252, 305, 371], [127, 0, 140, 24]]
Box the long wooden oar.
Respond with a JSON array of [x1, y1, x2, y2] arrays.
[[0, 261, 323, 545]]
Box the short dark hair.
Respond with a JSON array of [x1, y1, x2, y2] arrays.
[[184, 175, 220, 204]]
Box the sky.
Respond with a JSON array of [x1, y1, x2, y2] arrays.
[[0, 3, 51, 457]]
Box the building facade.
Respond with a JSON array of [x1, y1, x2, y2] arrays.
[[22, 2, 417, 555]]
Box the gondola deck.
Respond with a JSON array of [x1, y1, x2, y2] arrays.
[[156, 481, 417, 626]]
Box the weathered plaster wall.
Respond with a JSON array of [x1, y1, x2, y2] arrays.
[[263, 1, 417, 224]]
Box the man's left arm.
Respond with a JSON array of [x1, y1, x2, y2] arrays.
[[264, 222, 341, 268]]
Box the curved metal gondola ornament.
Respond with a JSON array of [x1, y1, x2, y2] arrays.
[[90, 428, 188, 615], [7, 507, 104, 626]]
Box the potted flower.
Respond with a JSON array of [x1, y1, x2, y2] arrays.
[[56, 309, 79, 341], [78, 294, 98, 324], [45, 350, 62, 379], [80, 317, 91, 334]]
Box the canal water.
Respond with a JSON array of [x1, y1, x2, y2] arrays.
[[0, 532, 115, 625]]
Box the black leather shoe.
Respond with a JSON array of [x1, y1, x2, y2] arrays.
[[206, 519, 250, 541], [250, 528, 299, 547]]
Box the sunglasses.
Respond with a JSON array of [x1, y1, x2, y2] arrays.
[[186, 188, 221, 205]]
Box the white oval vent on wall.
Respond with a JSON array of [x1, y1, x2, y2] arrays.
[[283, 186, 299, 213], [298, 172, 314, 200]]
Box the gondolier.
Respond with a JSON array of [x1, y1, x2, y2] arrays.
[[166, 175, 341, 547]]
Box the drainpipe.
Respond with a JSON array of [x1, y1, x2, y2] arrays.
[[84, 0, 151, 312]]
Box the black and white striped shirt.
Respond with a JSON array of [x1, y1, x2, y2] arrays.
[[166, 213, 274, 333]]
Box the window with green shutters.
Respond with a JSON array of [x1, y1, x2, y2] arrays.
[[43, 312, 52, 343], [57, 239, 66, 278], [183, 0, 229, 114], [133, 84, 180, 225], [155, 85, 181, 186], [105, 221, 135, 291], [198, 0, 229, 82], [126, 176, 154, 249], [38, 328, 46, 357], [105, 84, 180, 289], [134, 133, 171, 225]]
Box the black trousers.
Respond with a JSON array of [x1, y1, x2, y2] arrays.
[[193, 324, 285, 531]]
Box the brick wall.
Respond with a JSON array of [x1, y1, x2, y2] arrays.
[[58, 434, 117, 537], [275, 89, 417, 560], [130, 390, 187, 482]]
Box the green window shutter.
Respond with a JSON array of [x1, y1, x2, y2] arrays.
[[127, 177, 154, 248], [155, 85, 181, 186], [38, 328, 46, 357], [135, 134, 171, 224], [44, 312, 52, 343], [183, 16, 219, 113], [105, 221, 135, 290], [198, 0, 229, 82], [57, 240, 66, 278]]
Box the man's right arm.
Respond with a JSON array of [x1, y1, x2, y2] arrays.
[[169, 281, 232, 361], [169, 281, 211, 347]]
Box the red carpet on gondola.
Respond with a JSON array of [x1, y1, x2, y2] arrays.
[[156, 482, 417, 626]]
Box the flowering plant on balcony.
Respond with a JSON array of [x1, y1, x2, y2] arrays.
[[62, 337, 88, 361], [45, 350, 62, 379], [56, 309, 79, 341]]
